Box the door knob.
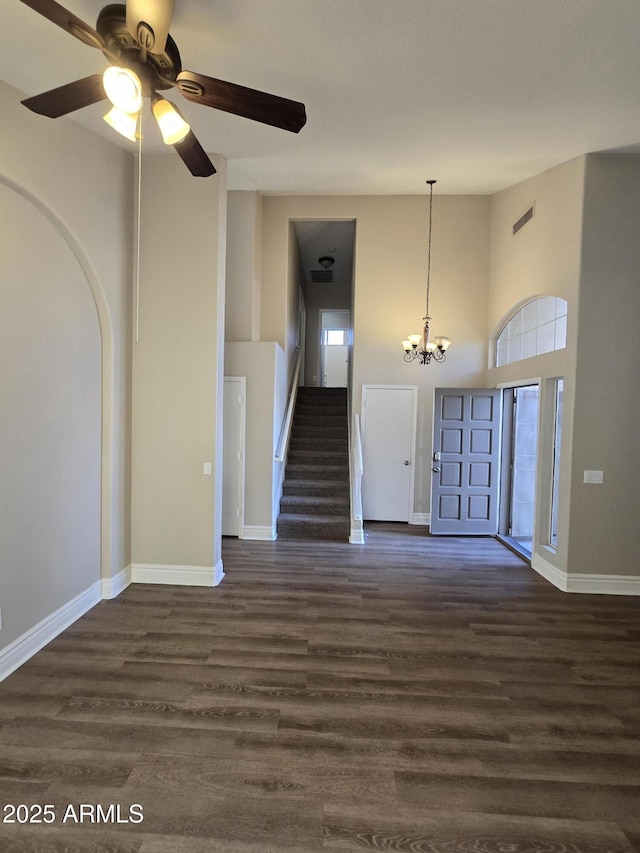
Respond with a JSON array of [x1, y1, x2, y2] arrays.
[[432, 466, 441, 473], [404, 460, 410, 466]]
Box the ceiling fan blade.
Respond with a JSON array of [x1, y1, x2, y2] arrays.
[[21, 74, 106, 118], [19, 0, 104, 48], [126, 0, 175, 54], [176, 71, 307, 133], [173, 131, 216, 177]]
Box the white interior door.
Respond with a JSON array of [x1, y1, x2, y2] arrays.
[[362, 385, 417, 521], [323, 343, 349, 387], [430, 388, 501, 535], [222, 377, 246, 536], [320, 309, 350, 387]]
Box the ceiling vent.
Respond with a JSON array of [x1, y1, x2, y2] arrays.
[[513, 204, 534, 235], [311, 268, 334, 283]]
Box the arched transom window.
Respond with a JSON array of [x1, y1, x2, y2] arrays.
[[496, 296, 568, 367]]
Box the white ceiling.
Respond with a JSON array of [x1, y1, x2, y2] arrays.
[[3, 0, 640, 196]]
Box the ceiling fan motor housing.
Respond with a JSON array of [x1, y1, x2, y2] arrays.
[[96, 3, 181, 88]]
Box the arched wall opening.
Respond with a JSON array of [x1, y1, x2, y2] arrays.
[[0, 176, 116, 653]]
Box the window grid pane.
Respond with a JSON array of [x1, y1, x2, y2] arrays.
[[496, 297, 568, 367]]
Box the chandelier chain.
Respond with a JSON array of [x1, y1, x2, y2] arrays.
[[425, 179, 435, 320]]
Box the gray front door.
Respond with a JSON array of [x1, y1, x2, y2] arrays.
[[430, 388, 502, 535]]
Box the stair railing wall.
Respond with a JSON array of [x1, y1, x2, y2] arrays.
[[275, 347, 302, 464], [349, 411, 365, 544]]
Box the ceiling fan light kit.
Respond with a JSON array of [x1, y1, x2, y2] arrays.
[[19, 0, 307, 176], [102, 65, 142, 113], [103, 104, 138, 141], [152, 97, 190, 145]]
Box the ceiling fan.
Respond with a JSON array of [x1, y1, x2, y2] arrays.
[[18, 0, 307, 176]]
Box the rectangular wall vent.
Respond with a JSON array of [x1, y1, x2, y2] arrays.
[[311, 269, 334, 283], [513, 205, 534, 235]]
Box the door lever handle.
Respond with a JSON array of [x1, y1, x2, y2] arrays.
[[432, 466, 441, 473], [404, 460, 410, 466]]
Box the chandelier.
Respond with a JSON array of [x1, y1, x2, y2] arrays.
[[402, 180, 451, 364]]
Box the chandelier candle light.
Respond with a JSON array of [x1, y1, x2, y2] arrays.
[[402, 180, 451, 364]]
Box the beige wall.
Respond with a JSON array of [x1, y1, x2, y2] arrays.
[[1, 184, 100, 646], [131, 154, 227, 579], [487, 156, 586, 575], [0, 80, 133, 658], [568, 154, 640, 578], [226, 191, 262, 342], [261, 194, 491, 517], [487, 157, 585, 350]]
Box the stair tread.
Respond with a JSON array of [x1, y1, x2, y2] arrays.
[[280, 500, 349, 516], [283, 483, 349, 496], [278, 512, 350, 524], [288, 454, 348, 463]]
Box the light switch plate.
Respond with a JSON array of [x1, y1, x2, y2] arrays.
[[583, 470, 604, 484]]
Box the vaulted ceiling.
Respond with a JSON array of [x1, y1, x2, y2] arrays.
[[3, 0, 640, 195]]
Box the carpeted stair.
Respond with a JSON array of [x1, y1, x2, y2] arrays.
[[277, 387, 351, 541]]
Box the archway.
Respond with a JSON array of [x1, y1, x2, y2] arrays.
[[0, 176, 116, 591]]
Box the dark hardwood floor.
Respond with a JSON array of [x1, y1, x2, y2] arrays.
[[1, 523, 639, 852]]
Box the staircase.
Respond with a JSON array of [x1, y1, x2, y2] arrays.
[[277, 387, 351, 541]]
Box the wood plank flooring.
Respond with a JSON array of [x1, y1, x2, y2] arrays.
[[1, 522, 639, 852]]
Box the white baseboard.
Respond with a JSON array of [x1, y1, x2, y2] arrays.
[[101, 565, 131, 599], [350, 520, 365, 544], [410, 513, 430, 526], [0, 581, 101, 682], [131, 562, 225, 587], [532, 553, 640, 595], [241, 524, 277, 540], [531, 553, 568, 590]]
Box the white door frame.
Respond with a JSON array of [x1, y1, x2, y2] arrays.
[[361, 384, 418, 522], [497, 379, 541, 555]]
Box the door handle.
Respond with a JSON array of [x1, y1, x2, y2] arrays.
[[404, 460, 410, 466], [432, 466, 441, 473]]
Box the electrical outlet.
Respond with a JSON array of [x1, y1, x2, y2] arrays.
[[583, 470, 604, 484]]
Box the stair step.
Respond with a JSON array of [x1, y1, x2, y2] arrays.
[[280, 494, 349, 516], [293, 412, 347, 424], [289, 437, 347, 450], [285, 463, 349, 482], [277, 513, 351, 542], [283, 479, 349, 498], [287, 450, 348, 465], [297, 387, 347, 397], [294, 403, 346, 414], [291, 427, 346, 437]]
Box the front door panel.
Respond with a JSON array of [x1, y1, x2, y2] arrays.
[[430, 388, 501, 535]]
